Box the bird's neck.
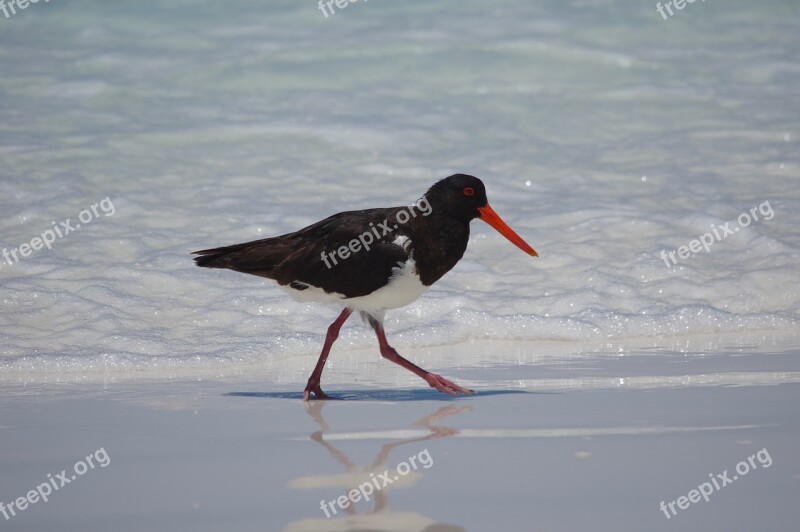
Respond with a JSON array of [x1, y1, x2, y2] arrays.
[[406, 212, 471, 286]]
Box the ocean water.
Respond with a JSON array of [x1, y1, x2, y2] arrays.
[[0, 0, 798, 381]]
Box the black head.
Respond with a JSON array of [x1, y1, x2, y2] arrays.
[[423, 173, 538, 257], [424, 174, 488, 222]]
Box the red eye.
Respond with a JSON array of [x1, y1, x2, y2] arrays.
[[463, 187, 475, 197]]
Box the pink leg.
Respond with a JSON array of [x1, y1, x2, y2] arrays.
[[369, 319, 474, 396], [304, 308, 352, 401]]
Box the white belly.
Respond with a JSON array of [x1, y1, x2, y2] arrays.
[[279, 258, 429, 315]]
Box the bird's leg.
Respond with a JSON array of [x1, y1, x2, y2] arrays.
[[304, 308, 352, 401], [368, 318, 474, 396]]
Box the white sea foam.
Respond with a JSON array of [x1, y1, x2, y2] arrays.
[[0, 1, 797, 380]]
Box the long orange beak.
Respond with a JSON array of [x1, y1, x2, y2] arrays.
[[478, 204, 538, 257]]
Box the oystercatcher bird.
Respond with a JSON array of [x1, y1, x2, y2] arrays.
[[193, 174, 537, 400]]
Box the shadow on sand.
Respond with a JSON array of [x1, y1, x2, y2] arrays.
[[225, 388, 537, 401]]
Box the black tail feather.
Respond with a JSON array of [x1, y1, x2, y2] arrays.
[[192, 238, 293, 279]]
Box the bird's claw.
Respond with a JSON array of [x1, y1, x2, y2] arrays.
[[303, 382, 336, 401], [424, 373, 474, 396]]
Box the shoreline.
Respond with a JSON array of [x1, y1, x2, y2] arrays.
[[3, 337, 799, 530]]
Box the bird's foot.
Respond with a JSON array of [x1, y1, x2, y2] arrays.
[[303, 381, 336, 401], [424, 373, 475, 396]]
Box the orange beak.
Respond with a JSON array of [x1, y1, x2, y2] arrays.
[[478, 204, 538, 257]]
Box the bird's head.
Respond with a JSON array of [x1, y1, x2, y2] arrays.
[[424, 174, 538, 257]]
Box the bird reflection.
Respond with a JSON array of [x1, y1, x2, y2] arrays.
[[285, 402, 471, 531]]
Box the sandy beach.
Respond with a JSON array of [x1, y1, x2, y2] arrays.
[[3, 333, 799, 531]]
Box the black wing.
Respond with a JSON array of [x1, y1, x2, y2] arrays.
[[193, 207, 414, 298]]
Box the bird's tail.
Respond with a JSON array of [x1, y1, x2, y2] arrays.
[[192, 237, 293, 278], [192, 246, 238, 268]]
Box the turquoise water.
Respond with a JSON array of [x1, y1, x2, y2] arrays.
[[0, 0, 798, 378]]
